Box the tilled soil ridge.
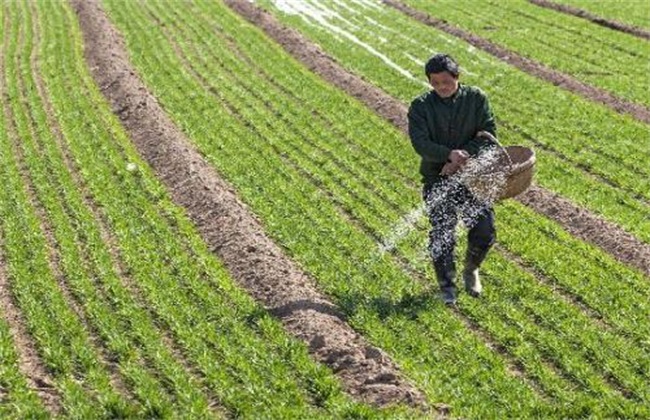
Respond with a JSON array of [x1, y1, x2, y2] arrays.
[[226, 0, 650, 278], [382, 0, 650, 124], [71, 0, 427, 410], [529, 0, 650, 41]]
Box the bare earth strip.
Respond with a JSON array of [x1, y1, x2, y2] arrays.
[[381, 0, 650, 124], [528, 0, 650, 41], [225, 0, 650, 278], [516, 187, 650, 276], [70, 0, 428, 409]]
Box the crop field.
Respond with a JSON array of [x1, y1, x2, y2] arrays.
[[1, 0, 649, 418]]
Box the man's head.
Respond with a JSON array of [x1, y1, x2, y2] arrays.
[[424, 53, 460, 98]]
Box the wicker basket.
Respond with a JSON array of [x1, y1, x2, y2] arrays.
[[500, 145, 536, 199], [458, 132, 535, 201]]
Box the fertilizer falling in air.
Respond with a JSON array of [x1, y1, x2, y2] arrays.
[[377, 203, 427, 256], [377, 147, 508, 262]]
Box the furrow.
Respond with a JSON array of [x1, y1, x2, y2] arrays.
[[528, 0, 650, 40]]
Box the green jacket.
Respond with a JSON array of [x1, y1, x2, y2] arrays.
[[407, 84, 497, 184]]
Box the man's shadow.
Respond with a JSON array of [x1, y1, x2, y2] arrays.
[[337, 289, 437, 322], [253, 289, 437, 326]]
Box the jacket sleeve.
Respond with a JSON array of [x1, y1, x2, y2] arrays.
[[407, 101, 451, 163], [463, 92, 497, 156]]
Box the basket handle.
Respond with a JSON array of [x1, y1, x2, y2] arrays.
[[475, 130, 513, 173]]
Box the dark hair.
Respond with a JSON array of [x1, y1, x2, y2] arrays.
[[424, 53, 460, 78]]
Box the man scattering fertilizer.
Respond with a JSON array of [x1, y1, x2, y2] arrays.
[[408, 53, 498, 305]]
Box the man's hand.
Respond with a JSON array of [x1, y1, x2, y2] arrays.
[[448, 149, 469, 165], [441, 149, 469, 176]]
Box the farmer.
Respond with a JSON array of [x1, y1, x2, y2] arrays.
[[408, 53, 498, 305]]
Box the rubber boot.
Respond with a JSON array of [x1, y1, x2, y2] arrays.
[[432, 249, 457, 305], [463, 265, 481, 297], [439, 271, 457, 305], [434, 262, 457, 305], [463, 247, 487, 297]]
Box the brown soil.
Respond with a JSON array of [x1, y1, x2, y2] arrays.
[[225, 0, 650, 278], [382, 0, 650, 124], [70, 0, 429, 411], [529, 0, 650, 41]]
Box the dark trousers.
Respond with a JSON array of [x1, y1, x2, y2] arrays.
[[422, 180, 496, 284]]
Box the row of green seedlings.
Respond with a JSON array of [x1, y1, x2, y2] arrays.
[[1, 9, 48, 417], [400, 0, 650, 107], [2, 2, 128, 416], [105, 0, 650, 417], [547, 0, 650, 31], [5, 0, 211, 416], [0, 292, 48, 416], [0, 1, 381, 418], [255, 0, 650, 244]]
